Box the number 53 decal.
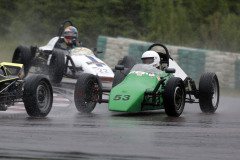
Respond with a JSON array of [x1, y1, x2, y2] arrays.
[[113, 95, 130, 101]]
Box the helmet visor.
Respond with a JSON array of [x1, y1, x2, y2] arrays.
[[63, 31, 76, 39], [141, 57, 154, 64]]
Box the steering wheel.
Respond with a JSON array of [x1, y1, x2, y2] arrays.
[[147, 43, 172, 67], [147, 43, 169, 56]]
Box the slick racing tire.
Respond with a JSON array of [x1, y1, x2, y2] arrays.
[[112, 68, 131, 88], [199, 72, 219, 113], [117, 59, 123, 65], [49, 49, 65, 83], [112, 56, 136, 88], [119, 56, 136, 69], [163, 77, 185, 117], [74, 73, 102, 113], [23, 74, 53, 117], [12, 45, 32, 76]]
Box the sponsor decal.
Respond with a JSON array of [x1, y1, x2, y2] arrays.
[[85, 55, 105, 67], [129, 71, 160, 79], [136, 71, 145, 76], [129, 71, 156, 78], [148, 73, 155, 78], [71, 47, 93, 56], [87, 61, 105, 66]]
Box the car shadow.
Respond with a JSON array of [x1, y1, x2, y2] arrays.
[[110, 110, 186, 124]]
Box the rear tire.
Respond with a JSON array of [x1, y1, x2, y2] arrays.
[[163, 77, 185, 117], [120, 56, 136, 68], [199, 72, 219, 113], [112, 68, 131, 88], [23, 74, 53, 117], [49, 49, 65, 83], [117, 59, 123, 65], [74, 73, 102, 113], [12, 45, 32, 76], [112, 56, 136, 88]]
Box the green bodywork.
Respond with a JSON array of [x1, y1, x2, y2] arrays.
[[109, 70, 174, 112]]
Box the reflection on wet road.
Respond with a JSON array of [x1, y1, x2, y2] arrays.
[[0, 85, 239, 160]]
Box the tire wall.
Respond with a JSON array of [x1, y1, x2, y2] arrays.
[[96, 35, 240, 89]]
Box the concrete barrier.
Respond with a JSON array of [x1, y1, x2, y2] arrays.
[[97, 35, 240, 89]]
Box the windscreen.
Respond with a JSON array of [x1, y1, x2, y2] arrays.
[[130, 64, 163, 74]]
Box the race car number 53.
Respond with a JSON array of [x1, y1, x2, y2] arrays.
[[113, 95, 130, 101]]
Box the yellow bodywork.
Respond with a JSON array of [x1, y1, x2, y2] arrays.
[[0, 62, 23, 68], [0, 62, 23, 82]]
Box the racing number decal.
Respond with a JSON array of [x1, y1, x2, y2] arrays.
[[98, 68, 108, 73], [113, 95, 130, 101], [113, 95, 121, 100], [122, 95, 130, 100]]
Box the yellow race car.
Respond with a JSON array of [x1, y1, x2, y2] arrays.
[[0, 62, 53, 117]]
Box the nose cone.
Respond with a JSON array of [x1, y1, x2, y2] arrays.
[[109, 83, 145, 112], [108, 72, 158, 112]]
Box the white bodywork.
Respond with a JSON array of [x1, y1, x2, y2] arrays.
[[39, 37, 114, 81], [169, 59, 187, 80], [67, 47, 114, 80], [39, 37, 60, 51]]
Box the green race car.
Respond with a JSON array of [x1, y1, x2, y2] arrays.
[[0, 62, 53, 117], [74, 43, 219, 117]]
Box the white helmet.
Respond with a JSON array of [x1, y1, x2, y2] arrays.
[[141, 50, 160, 68]]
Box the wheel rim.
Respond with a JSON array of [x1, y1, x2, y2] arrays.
[[84, 78, 98, 107], [211, 78, 218, 107], [174, 86, 184, 111], [36, 81, 51, 111]]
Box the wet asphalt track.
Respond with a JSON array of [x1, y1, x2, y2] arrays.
[[0, 79, 240, 160]]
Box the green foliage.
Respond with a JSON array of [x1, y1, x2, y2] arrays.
[[1, 0, 240, 53]]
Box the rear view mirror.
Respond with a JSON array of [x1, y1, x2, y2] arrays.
[[165, 68, 175, 73], [115, 65, 124, 71], [96, 50, 103, 54], [93, 48, 103, 54]]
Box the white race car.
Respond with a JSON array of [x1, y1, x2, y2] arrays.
[[12, 20, 114, 83]]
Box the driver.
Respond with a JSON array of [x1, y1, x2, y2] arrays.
[[141, 50, 161, 69], [63, 26, 78, 49]]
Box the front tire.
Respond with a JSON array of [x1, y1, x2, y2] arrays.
[[74, 73, 102, 113], [23, 74, 53, 117], [12, 45, 32, 76], [199, 72, 219, 113], [163, 77, 185, 117], [49, 49, 65, 83]]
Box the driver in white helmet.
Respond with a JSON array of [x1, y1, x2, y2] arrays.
[[141, 50, 161, 69]]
